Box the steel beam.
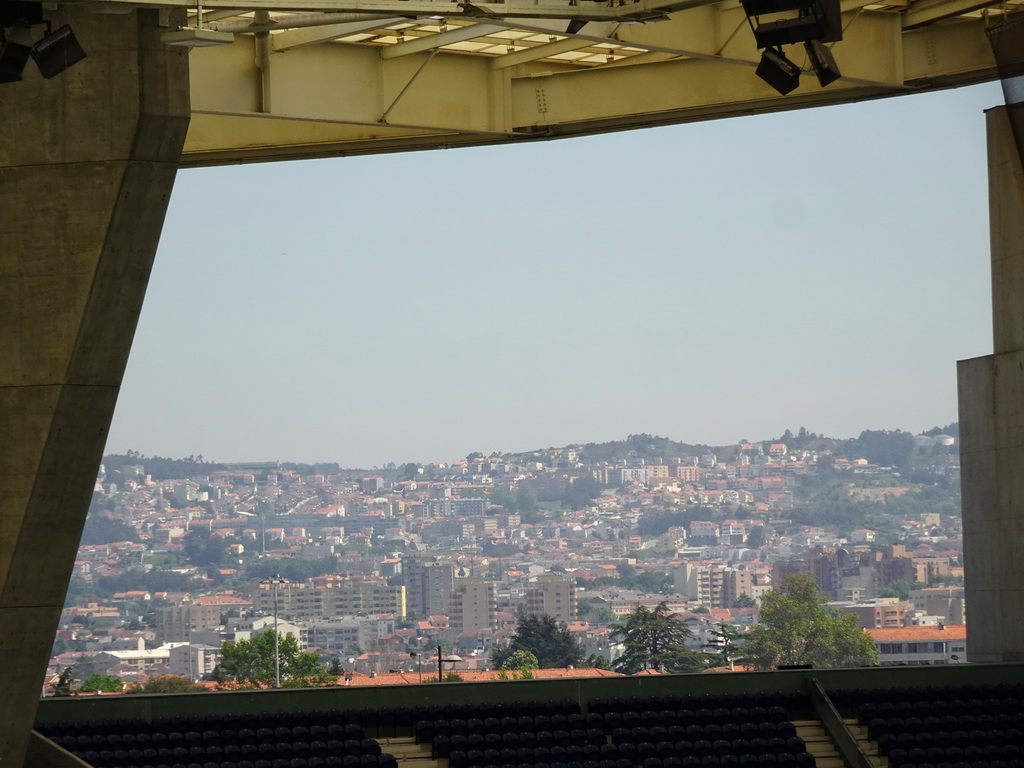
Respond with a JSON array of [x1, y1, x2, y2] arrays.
[[272, 18, 405, 49], [181, 3, 997, 166], [381, 23, 506, 57]]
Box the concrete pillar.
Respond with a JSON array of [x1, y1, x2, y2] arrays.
[[959, 105, 1024, 663], [0, 8, 188, 766]]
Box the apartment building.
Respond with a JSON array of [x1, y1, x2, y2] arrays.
[[303, 615, 392, 654], [450, 578, 497, 635], [866, 624, 967, 666], [252, 578, 406, 620], [676, 563, 758, 609], [168, 643, 220, 682], [524, 575, 577, 625], [910, 586, 966, 624], [155, 595, 251, 643], [403, 557, 455, 619], [834, 598, 911, 629]]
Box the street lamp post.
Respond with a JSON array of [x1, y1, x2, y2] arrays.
[[410, 652, 423, 683], [436, 645, 462, 681], [263, 574, 288, 687]]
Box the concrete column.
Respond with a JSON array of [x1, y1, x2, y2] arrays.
[[959, 105, 1024, 663], [0, 8, 188, 766]]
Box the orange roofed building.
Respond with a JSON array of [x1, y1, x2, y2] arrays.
[[865, 624, 967, 666]]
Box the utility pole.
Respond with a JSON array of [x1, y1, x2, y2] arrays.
[[263, 574, 288, 687]]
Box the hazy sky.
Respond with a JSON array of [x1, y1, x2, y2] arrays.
[[106, 81, 1003, 467]]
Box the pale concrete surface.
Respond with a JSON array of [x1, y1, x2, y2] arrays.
[[960, 106, 1024, 664], [24, 732, 91, 768], [0, 8, 188, 766]]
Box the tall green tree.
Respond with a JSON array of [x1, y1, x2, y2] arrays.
[[126, 675, 206, 694], [491, 614, 583, 669], [733, 593, 757, 609], [609, 602, 704, 673], [703, 623, 744, 670], [498, 649, 539, 670], [79, 673, 123, 693], [741, 575, 878, 670], [213, 630, 335, 688]]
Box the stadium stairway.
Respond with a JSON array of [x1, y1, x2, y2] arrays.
[[838, 719, 886, 768], [383, 719, 847, 768], [792, 720, 844, 768], [380, 736, 443, 768]]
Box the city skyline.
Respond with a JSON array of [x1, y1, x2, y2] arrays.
[[106, 81, 1002, 467]]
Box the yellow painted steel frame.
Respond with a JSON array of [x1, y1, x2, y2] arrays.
[[178, 5, 1000, 165]]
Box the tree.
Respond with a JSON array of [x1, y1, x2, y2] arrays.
[[183, 528, 231, 569], [514, 487, 539, 514], [704, 623, 744, 671], [609, 602, 704, 674], [126, 675, 205, 694], [578, 601, 618, 624], [491, 614, 583, 669], [733, 593, 757, 609], [498, 649, 539, 670], [880, 579, 914, 600], [213, 630, 335, 688], [746, 526, 767, 549], [79, 673, 123, 693], [53, 667, 75, 697], [80, 513, 138, 545], [741, 575, 878, 670]]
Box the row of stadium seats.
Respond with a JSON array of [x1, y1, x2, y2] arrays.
[[368, 700, 584, 728], [887, 745, 1024, 768], [61, 755, 389, 768], [448, 756, 813, 768], [834, 684, 1024, 710], [865, 716, 1023, 740], [36, 710, 394, 768], [416, 708, 791, 741], [850, 683, 1024, 768], [429, 728, 802, 754], [588, 694, 804, 716], [859, 700, 1024, 721], [51, 727, 369, 749], [441, 736, 811, 762], [40, 715, 364, 739], [874, 728, 1024, 750]]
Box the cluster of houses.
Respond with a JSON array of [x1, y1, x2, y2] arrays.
[[48, 436, 964, 691]]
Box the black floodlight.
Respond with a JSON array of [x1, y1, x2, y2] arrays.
[[0, 1, 43, 28], [32, 24, 86, 79], [0, 29, 31, 83], [812, 0, 842, 44], [741, 0, 808, 14], [744, 0, 841, 50], [756, 47, 801, 95], [752, 15, 822, 48], [804, 39, 840, 86]]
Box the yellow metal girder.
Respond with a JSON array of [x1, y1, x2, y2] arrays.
[[181, 2, 1003, 166]]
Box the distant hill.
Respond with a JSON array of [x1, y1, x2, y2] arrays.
[[517, 424, 958, 468], [105, 423, 958, 475], [574, 434, 714, 464]]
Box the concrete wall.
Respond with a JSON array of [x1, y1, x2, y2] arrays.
[[960, 105, 1024, 663], [0, 8, 189, 765], [35, 663, 1024, 728]]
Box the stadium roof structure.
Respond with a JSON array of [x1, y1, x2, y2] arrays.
[[60, 0, 1016, 164], [3, 1, 1024, 766]]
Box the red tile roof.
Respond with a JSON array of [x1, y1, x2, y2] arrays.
[[865, 625, 966, 642]]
